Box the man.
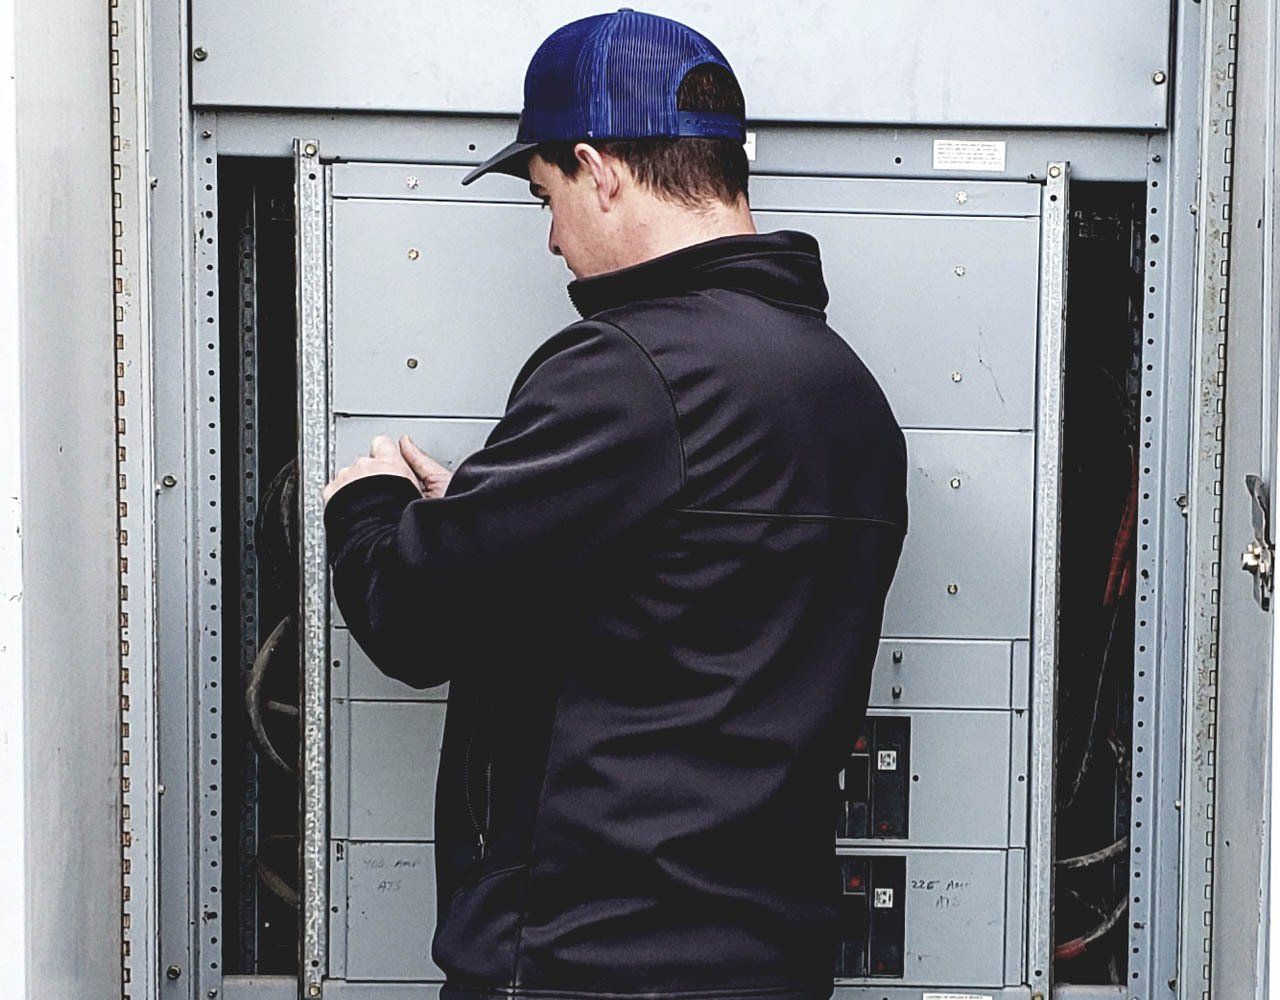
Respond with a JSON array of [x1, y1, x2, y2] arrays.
[[322, 9, 907, 1000]]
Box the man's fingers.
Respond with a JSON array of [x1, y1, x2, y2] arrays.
[[370, 435, 400, 461], [399, 435, 447, 478]]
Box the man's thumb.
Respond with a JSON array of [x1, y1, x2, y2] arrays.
[[400, 435, 445, 479]]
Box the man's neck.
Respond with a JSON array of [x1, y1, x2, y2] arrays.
[[607, 197, 757, 273]]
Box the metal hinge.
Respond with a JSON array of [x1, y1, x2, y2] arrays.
[[1242, 474, 1274, 610]]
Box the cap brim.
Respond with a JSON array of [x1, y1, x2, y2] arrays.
[[460, 139, 540, 186]]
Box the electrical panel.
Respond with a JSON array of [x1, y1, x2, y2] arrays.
[[294, 161, 1065, 995], [147, 6, 1195, 998]]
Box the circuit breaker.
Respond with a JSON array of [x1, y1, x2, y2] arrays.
[[299, 159, 1064, 995]]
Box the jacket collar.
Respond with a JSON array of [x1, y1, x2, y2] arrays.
[[566, 230, 830, 319]]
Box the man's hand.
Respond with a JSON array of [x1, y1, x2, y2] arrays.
[[322, 434, 454, 506], [398, 435, 454, 499]]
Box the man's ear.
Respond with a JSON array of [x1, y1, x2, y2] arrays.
[[575, 143, 621, 211]]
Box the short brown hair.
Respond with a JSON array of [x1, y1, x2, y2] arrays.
[[534, 63, 748, 209]]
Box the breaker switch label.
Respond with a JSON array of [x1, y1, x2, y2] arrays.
[[876, 749, 897, 771]]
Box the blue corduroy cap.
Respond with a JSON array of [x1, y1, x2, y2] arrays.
[[461, 8, 745, 185]]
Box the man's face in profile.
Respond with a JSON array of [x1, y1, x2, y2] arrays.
[[528, 148, 617, 281]]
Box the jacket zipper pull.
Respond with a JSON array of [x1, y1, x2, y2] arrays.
[[477, 830, 486, 859]]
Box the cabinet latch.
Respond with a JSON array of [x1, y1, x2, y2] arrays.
[[1242, 474, 1274, 610]]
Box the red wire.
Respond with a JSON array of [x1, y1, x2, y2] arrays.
[[1104, 447, 1140, 606]]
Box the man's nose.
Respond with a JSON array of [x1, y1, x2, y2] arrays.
[[548, 223, 562, 257]]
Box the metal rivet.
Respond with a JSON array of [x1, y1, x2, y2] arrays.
[[166, 965, 182, 981], [954, 265, 966, 277], [955, 191, 968, 204], [308, 986, 321, 998], [1152, 70, 1167, 85], [406, 175, 419, 189], [406, 358, 419, 369], [1048, 164, 1062, 179], [158, 783, 166, 796], [303, 142, 317, 157], [891, 685, 903, 699], [947, 583, 959, 595], [950, 477, 961, 489], [192, 47, 208, 61], [407, 248, 420, 261], [162, 474, 177, 488], [951, 371, 963, 383], [891, 649, 903, 664], [201, 130, 212, 139]]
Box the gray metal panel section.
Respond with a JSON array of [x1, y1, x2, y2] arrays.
[[337, 842, 445, 982], [216, 112, 1153, 184], [333, 703, 447, 842], [297, 139, 331, 998], [1005, 848, 1027, 985], [111, 0, 160, 993], [751, 175, 1042, 217], [1210, 0, 1278, 991], [333, 628, 450, 702], [835, 847, 1010, 987], [754, 208, 1041, 430], [223, 980, 445, 1000], [883, 431, 1034, 640], [335, 163, 1042, 216], [869, 640, 1013, 711], [839, 709, 1012, 850], [1011, 640, 1031, 712], [150, 0, 200, 989], [1179, 2, 1239, 997], [190, 0, 1171, 129], [331, 195, 578, 418], [1008, 708, 1029, 850], [334, 416, 495, 471]]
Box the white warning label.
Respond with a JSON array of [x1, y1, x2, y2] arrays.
[[743, 131, 757, 162], [932, 139, 1007, 172], [922, 993, 994, 1000]]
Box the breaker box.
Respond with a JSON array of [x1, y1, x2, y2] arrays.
[[107, 2, 1265, 1000]]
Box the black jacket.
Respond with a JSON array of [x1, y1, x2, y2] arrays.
[[324, 230, 908, 1000]]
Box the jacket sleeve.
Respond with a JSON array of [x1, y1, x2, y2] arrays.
[[322, 320, 685, 688]]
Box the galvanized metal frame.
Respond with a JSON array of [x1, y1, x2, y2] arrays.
[[1131, 2, 1213, 998], [193, 111, 227, 1000], [1178, 1, 1239, 996], [295, 138, 332, 999], [1028, 162, 1069, 999], [111, 0, 159, 996]]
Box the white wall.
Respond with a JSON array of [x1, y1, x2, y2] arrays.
[[4, 0, 122, 996]]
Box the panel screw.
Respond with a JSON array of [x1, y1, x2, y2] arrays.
[[406, 358, 419, 369], [166, 965, 182, 980], [953, 265, 966, 277], [955, 190, 968, 204], [192, 47, 207, 61], [1048, 164, 1062, 179], [951, 371, 963, 383], [891, 649, 903, 664], [1152, 70, 1167, 85], [161, 474, 177, 488], [947, 583, 959, 595], [201, 130, 212, 139], [406, 175, 420, 189], [407, 248, 420, 260], [950, 477, 961, 489], [303, 142, 318, 157], [308, 986, 321, 998]]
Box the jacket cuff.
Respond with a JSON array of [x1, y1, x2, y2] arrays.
[[323, 474, 423, 541]]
